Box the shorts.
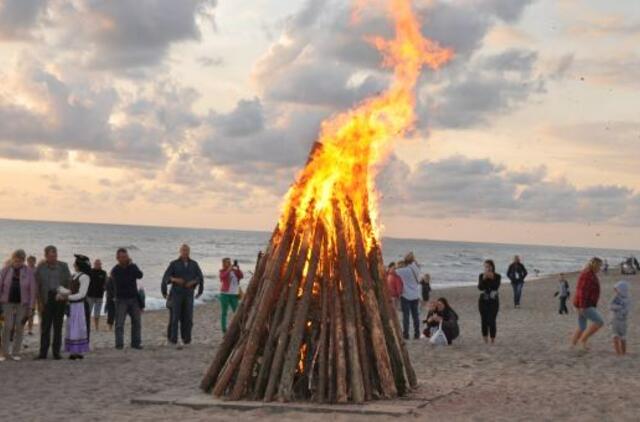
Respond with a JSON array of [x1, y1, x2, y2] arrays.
[[611, 320, 627, 339], [86, 297, 104, 317], [577, 307, 604, 331]]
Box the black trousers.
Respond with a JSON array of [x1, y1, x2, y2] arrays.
[[479, 297, 499, 338], [39, 296, 66, 358], [559, 297, 569, 314]]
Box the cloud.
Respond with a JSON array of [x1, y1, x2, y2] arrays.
[[51, 0, 217, 70], [379, 154, 640, 226], [0, 0, 47, 40]]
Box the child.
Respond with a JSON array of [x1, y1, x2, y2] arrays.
[[610, 280, 630, 356], [554, 274, 570, 314]]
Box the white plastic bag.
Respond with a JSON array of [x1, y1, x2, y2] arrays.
[[429, 322, 448, 346]]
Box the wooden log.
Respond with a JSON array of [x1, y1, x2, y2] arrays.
[[200, 245, 273, 392], [333, 270, 348, 404], [352, 275, 373, 401], [228, 216, 299, 400], [212, 337, 247, 396], [346, 207, 397, 399], [371, 244, 418, 389], [253, 235, 302, 399], [316, 245, 330, 403], [263, 228, 313, 401], [332, 204, 365, 404], [327, 267, 336, 403], [367, 246, 407, 396], [277, 222, 325, 401]]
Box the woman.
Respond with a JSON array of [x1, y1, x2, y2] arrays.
[[571, 257, 604, 350], [478, 259, 501, 344], [386, 262, 403, 310], [58, 254, 92, 359], [424, 297, 459, 345], [0, 249, 37, 361]]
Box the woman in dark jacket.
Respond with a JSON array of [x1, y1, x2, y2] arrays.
[[424, 297, 459, 345], [478, 259, 501, 344]]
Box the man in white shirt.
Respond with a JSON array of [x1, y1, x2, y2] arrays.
[[395, 252, 422, 340]]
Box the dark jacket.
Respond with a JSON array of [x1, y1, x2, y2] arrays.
[[161, 258, 204, 297], [507, 262, 528, 284], [110, 263, 143, 300], [478, 273, 501, 300], [87, 269, 107, 299]]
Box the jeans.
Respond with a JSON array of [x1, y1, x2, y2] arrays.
[[219, 294, 239, 333], [169, 291, 194, 344], [115, 298, 142, 348], [479, 297, 499, 338], [39, 294, 66, 358], [400, 297, 420, 339], [511, 282, 524, 306], [2, 303, 26, 356], [559, 297, 569, 314]]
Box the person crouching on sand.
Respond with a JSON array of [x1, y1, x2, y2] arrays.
[[554, 273, 570, 314], [423, 298, 459, 345], [571, 257, 604, 351], [610, 280, 630, 356], [219, 258, 243, 334]]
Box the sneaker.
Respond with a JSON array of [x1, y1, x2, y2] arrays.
[[176, 342, 184, 350], [10, 355, 21, 361], [132, 345, 144, 350], [34, 355, 47, 360]]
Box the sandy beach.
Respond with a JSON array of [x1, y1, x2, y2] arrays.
[[1, 269, 639, 421]]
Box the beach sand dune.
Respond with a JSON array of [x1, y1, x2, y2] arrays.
[[1, 270, 639, 421]]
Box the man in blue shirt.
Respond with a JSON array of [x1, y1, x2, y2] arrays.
[[162, 244, 203, 349]]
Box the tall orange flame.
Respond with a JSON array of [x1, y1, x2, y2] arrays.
[[280, 0, 453, 250]]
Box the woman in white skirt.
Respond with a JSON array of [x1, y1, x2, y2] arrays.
[[58, 254, 91, 360]]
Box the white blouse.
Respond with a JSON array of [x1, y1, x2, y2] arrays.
[[57, 273, 90, 301]]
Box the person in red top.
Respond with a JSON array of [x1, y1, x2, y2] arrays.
[[219, 258, 244, 334], [571, 257, 604, 350], [386, 262, 403, 310]]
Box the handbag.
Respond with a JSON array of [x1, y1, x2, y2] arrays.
[[429, 321, 448, 346]]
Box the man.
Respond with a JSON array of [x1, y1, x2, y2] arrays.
[[395, 252, 422, 340], [26, 255, 37, 335], [87, 259, 107, 332], [219, 258, 243, 334], [35, 245, 71, 359], [162, 244, 204, 349], [507, 255, 528, 308], [111, 248, 144, 350]]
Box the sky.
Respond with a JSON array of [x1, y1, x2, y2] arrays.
[[0, 0, 638, 250]]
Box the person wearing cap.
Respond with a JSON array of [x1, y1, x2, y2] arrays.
[[610, 280, 631, 356], [57, 255, 92, 360]]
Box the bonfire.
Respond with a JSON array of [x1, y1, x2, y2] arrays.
[[201, 0, 453, 403]]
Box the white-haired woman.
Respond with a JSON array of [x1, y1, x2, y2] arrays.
[[0, 249, 37, 361]]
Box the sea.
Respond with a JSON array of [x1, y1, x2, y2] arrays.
[[1, 219, 637, 310]]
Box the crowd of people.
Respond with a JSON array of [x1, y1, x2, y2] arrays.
[[0, 244, 244, 361], [386, 253, 632, 354], [0, 244, 633, 361]]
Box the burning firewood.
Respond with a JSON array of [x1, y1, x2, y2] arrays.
[[200, 0, 452, 404]]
